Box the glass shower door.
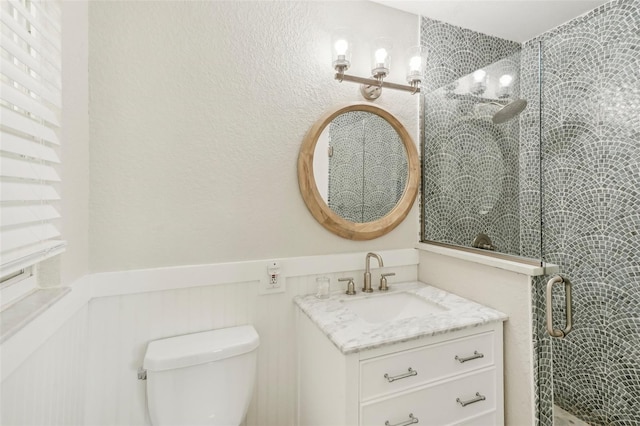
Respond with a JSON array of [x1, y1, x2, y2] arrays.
[[538, 2, 640, 424]]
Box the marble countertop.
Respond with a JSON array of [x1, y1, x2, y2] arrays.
[[294, 281, 507, 355]]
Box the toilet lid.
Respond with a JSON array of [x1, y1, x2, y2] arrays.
[[143, 325, 259, 371]]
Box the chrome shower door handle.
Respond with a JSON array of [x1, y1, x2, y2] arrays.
[[546, 275, 573, 338]]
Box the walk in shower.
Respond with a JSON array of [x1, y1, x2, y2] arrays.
[[420, 0, 639, 424]]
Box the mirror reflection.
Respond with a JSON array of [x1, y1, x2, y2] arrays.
[[422, 49, 531, 258], [313, 111, 408, 223]]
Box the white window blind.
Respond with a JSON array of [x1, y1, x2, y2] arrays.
[[1, 0, 65, 277]]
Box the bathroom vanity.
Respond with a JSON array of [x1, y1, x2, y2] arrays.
[[294, 282, 507, 426]]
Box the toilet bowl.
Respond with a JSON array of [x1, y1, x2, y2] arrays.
[[143, 325, 259, 426]]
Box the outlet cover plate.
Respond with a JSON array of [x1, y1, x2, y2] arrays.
[[259, 276, 286, 295]]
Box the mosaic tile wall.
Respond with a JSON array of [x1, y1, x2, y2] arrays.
[[420, 17, 529, 256], [327, 111, 408, 222], [529, 0, 640, 424], [519, 40, 543, 260]]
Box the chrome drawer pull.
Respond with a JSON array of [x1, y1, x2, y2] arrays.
[[385, 413, 418, 426], [456, 392, 486, 407], [384, 367, 418, 383], [455, 351, 484, 363]]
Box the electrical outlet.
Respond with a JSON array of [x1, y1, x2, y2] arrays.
[[259, 261, 285, 295]]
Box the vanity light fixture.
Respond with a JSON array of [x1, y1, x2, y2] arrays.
[[332, 32, 423, 100]]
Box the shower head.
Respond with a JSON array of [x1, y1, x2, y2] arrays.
[[491, 99, 527, 124]]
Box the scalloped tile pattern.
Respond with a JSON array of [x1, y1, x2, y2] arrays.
[[555, 405, 591, 426], [420, 17, 528, 256], [533, 0, 640, 424], [327, 111, 408, 223]]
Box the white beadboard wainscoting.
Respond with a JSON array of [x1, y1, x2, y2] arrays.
[[1, 305, 89, 425], [1, 249, 418, 426]]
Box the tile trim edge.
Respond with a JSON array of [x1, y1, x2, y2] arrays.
[[416, 242, 557, 277]]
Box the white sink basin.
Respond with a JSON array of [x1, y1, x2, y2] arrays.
[[341, 292, 447, 324]]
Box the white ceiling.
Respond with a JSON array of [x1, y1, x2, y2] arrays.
[[370, 0, 609, 42]]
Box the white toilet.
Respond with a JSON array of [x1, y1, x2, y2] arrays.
[[143, 325, 259, 426]]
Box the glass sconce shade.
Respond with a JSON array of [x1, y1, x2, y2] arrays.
[[406, 46, 426, 85], [497, 74, 513, 98], [332, 30, 352, 72], [371, 37, 392, 79], [470, 69, 488, 95]]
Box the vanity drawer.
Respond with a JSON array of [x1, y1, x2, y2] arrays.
[[454, 410, 497, 425], [360, 368, 496, 426], [360, 332, 494, 401]]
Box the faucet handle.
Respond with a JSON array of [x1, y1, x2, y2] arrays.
[[379, 273, 395, 291], [339, 277, 356, 295]]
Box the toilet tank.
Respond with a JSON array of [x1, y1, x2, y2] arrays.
[[143, 325, 259, 426]]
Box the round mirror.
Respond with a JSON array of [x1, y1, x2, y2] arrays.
[[298, 103, 419, 240]]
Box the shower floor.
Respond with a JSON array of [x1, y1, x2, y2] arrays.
[[554, 405, 590, 426]]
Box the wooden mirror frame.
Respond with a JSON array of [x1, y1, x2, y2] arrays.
[[297, 103, 420, 240]]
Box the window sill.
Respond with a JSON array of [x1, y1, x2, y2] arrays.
[[0, 287, 71, 344]]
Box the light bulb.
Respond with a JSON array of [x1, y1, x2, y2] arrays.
[[406, 46, 425, 86], [409, 56, 422, 72], [371, 38, 391, 79], [473, 69, 487, 83], [497, 74, 513, 98], [334, 39, 348, 56], [470, 69, 487, 95], [332, 30, 351, 72], [375, 48, 388, 64], [499, 74, 513, 87]]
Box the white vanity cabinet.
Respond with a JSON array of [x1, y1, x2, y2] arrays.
[[296, 311, 504, 426]]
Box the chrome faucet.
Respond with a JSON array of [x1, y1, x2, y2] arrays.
[[363, 252, 383, 293], [472, 233, 497, 251]]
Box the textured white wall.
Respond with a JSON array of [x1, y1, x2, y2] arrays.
[[60, 0, 90, 284], [88, 1, 420, 272]]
